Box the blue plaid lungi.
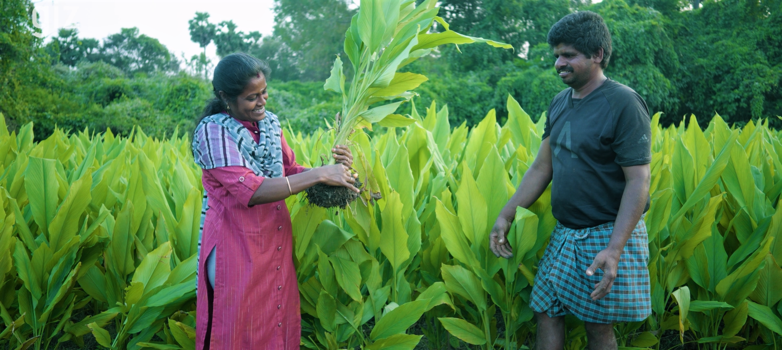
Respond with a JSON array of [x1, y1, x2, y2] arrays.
[[529, 217, 651, 324]]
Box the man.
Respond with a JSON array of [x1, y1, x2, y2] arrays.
[[489, 11, 652, 350]]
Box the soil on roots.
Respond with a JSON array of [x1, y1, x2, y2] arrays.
[[305, 179, 362, 208]]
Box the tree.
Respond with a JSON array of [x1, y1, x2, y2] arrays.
[[101, 27, 178, 75], [248, 36, 301, 81], [214, 20, 251, 57], [272, 0, 356, 81], [437, 0, 574, 71], [188, 12, 216, 79], [45, 28, 101, 66]]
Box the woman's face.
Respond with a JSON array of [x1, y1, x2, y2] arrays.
[[225, 74, 268, 122]]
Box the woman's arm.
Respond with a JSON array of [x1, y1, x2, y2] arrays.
[[248, 164, 358, 205]]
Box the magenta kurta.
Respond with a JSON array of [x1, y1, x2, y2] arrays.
[[195, 119, 306, 350]]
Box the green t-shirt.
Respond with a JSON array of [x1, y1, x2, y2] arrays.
[[542, 79, 651, 229]]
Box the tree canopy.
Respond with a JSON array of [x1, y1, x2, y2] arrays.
[[2, 0, 780, 140]]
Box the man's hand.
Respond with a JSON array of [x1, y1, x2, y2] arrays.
[[586, 249, 621, 300], [489, 217, 514, 258]]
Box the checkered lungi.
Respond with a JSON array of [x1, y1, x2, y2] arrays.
[[529, 217, 651, 324]]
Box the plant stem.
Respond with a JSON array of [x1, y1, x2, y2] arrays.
[[483, 308, 492, 350]]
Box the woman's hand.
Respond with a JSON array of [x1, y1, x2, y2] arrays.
[[332, 145, 353, 168], [319, 164, 360, 193]]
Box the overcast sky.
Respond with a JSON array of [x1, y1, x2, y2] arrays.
[[33, 0, 277, 62]]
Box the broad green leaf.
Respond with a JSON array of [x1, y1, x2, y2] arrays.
[[370, 299, 428, 340], [689, 300, 734, 313], [455, 166, 487, 247], [169, 319, 195, 349], [24, 157, 59, 236], [372, 72, 428, 97], [441, 264, 486, 311], [357, 0, 386, 53], [317, 291, 337, 333], [359, 101, 404, 124], [367, 334, 422, 350], [324, 56, 345, 94], [329, 256, 362, 302], [293, 205, 326, 260], [671, 133, 737, 222], [48, 171, 91, 252], [438, 317, 486, 345], [380, 192, 410, 272], [131, 242, 172, 297], [435, 200, 479, 268], [378, 114, 416, 128], [747, 300, 782, 336], [630, 331, 659, 347], [88, 322, 112, 348], [722, 301, 748, 337], [14, 241, 42, 301], [749, 254, 782, 307], [476, 146, 508, 225], [672, 286, 690, 342]]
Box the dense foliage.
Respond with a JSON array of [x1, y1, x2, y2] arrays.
[[0, 98, 781, 349], [2, 0, 780, 140]]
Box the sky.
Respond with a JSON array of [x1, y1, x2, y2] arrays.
[[32, 0, 278, 62]]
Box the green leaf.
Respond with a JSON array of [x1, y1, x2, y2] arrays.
[[88, 322, 112, 348], [367, 334, 422, 350], [329, 256, 362, 302], [435, 200, 480, 268], [144, 282, 194, 308], [438, 317, 486, 345], [370, 299, 428, 340], [455, 165, 487, 247], [722, 301, 748, 337], [13, 240, 42, 301], [131, 242, 172, 296], [48, 171, 92, 251], [441, 264, 486, 311], [378, 114, 416, 128], [747, 300, 782, 336], [168, 319, 195, 349], [134, 343, 181, 349], [317, 291, 337, 333], [749, 254, 782, 307], [671, 134, 737, 222], [671, 286, 690, 342], [293, 205, 326, 260], [380, 192, 410, 272], [324, 56, 345, 94], [372, 72, 428, 97], [630, 331, 659, 347], [358, 0, 386, 53], [689, 300, 734, 313], [23, 157, 59, 236], [359, 101, 404, 124]]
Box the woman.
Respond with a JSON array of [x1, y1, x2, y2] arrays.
[[192, 53, 358, 350]]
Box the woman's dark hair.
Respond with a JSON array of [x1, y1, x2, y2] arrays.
[[200, 53, 271, 120], [547, 11, 612, 69]]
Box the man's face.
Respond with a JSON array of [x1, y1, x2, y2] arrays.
[[553, 43, 601, 89]]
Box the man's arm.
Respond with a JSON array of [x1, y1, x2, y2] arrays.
[[586, 163, 650, 300], [489, 137, 553, 258]]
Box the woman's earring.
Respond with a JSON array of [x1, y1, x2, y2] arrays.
[[226, 104, 230, 111]]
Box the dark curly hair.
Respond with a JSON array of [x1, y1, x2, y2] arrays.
[[200, 52, 271, 120], [547, 11, 612, 69]]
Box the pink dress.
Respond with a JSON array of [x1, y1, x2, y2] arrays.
[[195, 119, 306, 350]]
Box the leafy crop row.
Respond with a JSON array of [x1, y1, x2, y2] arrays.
[[0, 98, 780, 349]]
